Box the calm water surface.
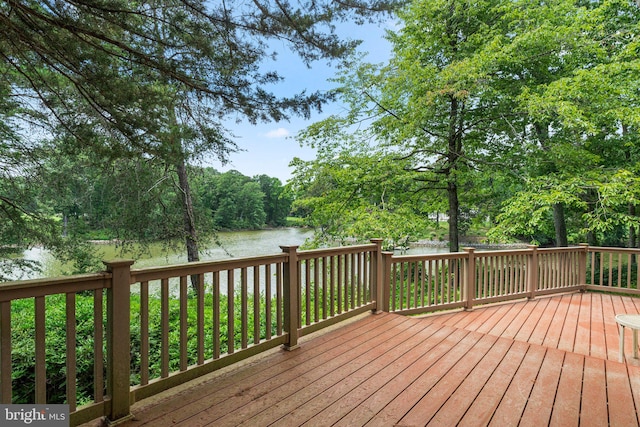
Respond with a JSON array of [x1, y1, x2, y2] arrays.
[[19, 228, 449, 280], [21, 228, 314, 279]]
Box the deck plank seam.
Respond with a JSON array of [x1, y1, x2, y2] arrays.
[[263, 320, 448, 427], [189, 316, 425, 426], [366, 328, 483, 426], [243, 320, 444, 426]]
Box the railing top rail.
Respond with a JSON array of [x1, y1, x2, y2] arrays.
[[0, 272, 111, 302], [296, 243, 378, 261], [537, 245, 588, 254], [390, 252, 468, 263], [586, 246, 640, 254], [130, 253, 288, 283], [471, 248, 536, 257], [0, 272, 111, 291]]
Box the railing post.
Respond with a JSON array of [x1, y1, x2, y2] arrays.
[[0, 301, 11, 404], [463, 248, 476, 311], [381, 252, 393, 312], [579, 243, 589, 290], [370, 239, 384, 314], [527, 245, 539, 299], [280, 246, 300, 351], [103, 259, 135, 425]]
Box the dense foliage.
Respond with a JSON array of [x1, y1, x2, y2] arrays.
[[0, 0, 399, 277], [40, 162, 292, 240], [10, 290, 280, 405], [292, 0, 640, 251], [1, 0, 639, 277]]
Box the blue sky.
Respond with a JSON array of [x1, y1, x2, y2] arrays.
[[206, 21, 393, 183]]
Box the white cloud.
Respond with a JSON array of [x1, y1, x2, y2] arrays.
[[264, 127, 290, 139]]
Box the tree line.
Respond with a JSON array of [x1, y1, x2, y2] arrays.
[[1, 150, 292, 279], [51, 160, 291, 238]]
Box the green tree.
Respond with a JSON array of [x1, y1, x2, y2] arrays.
[[491, 0, 640, 246], [34, 146, 210, 263], [0, 0, 401, 275], [297, 0, 529, 251], [290, 132, 434, 250], [297, 0, 639, 251], [489, 171, 640, 246], [199, 170, 267, 230], [255, 175, 292, 227]]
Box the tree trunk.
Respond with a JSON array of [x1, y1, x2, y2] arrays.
[[176, 158, 200, 290], [446, 93, 462, 253], [534, 121, 569, 247], [448, 180, 459, 252], [630, 204, 637, 249], [177, 159, 199, 262], [552, 202, 568, 247]]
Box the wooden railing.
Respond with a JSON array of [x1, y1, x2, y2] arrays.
[[0, 240, 382, 425], [585, 247, 640, 294], [381, 245, 636, 315], [0, 242, 638, 426]]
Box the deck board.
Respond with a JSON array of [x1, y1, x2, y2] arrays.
[[543, 294, 571, 349], [333, 327, 473, 427], [489, 344, 546, 426], [98, 292, 640, 427], [364, 329, 484, 426], [397, 334, 499, 426], [457, 340, 530, 427], [557, 293, 580, 353], [233, 320, 437, 426], [606, 360, 639, 427], [300, 323, 449, 427], [629, 364, 640, 422], [602, 294, 621, 361], [513, 296, 549, 342], [528, 294, 561, 346], [589, 293, 608, 359], [293, 323, 439, 423], [549, 351, 583, 427], [573, 293, 592, 355], [426, 335, 514, 426], [518, 347, 564, 427], [580, 357, 608, 427], [178, 316, 414, 427], [127, 313, 404, 427]]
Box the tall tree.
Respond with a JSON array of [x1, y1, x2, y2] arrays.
[[297, 0, 526, 251], [0, 0, 400, 272], [492, 0, 640, 246], [290, 131, 434, 250]]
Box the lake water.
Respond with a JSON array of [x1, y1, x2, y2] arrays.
[[18, 228, 449, 280], [19, 228, 312, 279]]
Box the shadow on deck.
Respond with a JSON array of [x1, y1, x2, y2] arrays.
[[88, 292, 640, 426]]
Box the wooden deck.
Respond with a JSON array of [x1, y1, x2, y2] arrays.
[[98, 292, 640, 426]]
